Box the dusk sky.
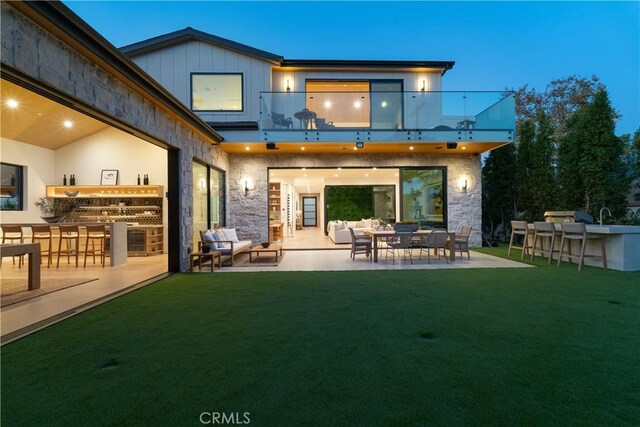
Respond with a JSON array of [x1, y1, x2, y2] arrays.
[[64, 1, 639, 136]]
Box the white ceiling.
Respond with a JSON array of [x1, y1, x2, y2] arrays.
[[270, 167, 399, 193]]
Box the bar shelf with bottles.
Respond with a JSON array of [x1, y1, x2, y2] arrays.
[[46, 185, 163, 225]]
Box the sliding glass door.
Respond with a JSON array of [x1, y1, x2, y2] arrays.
[[192, 160, 225, 249], [371, 80, 403, 130]]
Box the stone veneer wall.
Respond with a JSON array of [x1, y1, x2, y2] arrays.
[[228, 153, 482, 247], [1, 3, 229, 271]]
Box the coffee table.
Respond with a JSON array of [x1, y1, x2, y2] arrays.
[[249, 243, 283, 263]]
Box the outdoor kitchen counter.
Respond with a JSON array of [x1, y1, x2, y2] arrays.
[[0, 222, 128, 267], [530, 223, 640, 271]]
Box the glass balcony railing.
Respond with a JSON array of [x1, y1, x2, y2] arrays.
[[260, 91, 515, 135]]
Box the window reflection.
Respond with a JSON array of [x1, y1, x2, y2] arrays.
[[400, 168, 446, 228], [0, 162, 23, 211]]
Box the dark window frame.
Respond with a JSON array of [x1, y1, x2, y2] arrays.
[[399, 167, 447, 228], [0, 162, 24, 211], [193, 158, 226, 229], [190, 72, 244, 112]]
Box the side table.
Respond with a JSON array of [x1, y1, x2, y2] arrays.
[[189, 251, 222, 272]]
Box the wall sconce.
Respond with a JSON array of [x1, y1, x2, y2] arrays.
[[458, 177, 468, 192], [244, 180, 249, 196], [285, 79, 291, 92], [421, 79, 426, 92]]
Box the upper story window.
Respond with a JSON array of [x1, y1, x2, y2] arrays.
[[0, 162, 24, 211], [191, 73, 243, 112]]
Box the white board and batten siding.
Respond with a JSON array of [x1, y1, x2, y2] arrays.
[[130, 40, 273, 123]]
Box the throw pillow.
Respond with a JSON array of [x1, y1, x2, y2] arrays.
[[222, 228, 240, 243], [203, 229, 215, 242], [212, 230, 226, 248], [363, 219, 372, 228]]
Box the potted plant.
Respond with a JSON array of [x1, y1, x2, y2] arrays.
[[34, 197, 65, 223]]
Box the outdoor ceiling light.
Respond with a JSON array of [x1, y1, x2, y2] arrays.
[[355, 141, 364, 149], [6, 99, 18, 108], [63, 120, 73, 128]]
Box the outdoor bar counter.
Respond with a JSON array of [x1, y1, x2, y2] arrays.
[[1, 222, 127, 267], [530, 224, 640, 271]]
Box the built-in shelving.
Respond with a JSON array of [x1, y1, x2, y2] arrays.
[[46, 185, 163, 198], [269, 183, 283, 242]]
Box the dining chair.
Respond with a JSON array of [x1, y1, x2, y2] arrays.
[[385, 231, 414, 265], [508, 220, 533, 259], [31, 224, 54, 268], [84, 224, 107, 267], [349, 227, 371, 260], [1, 224, 25, 268], [531, 222, 559, 264], [419, 230, 449, 264], [557, 222, 607, 271], [57, 224, 80, 268], [455, 225, 472, 260]]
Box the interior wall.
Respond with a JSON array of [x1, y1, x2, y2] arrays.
[[0, 137, 55, 223], [55, 127, 168, 251]]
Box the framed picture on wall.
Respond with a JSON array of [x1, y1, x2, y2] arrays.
[[100, 169, 119, 185]]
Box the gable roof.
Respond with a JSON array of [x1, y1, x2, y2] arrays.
[[121, 28, 455, 75], [121, 27, 283, 64]]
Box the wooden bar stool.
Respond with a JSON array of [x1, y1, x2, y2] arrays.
[[84, 224, 107, 267], [1, 224, 25, 268], [508, 220, 533, 259], [531, 221, 558, 264], [57, 224, 80, 268], [557, 222, 607, 271], [31, 224, 54, 268]]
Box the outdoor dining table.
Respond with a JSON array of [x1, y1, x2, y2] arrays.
[[0, 243, 41, 290], [293, 109, 317, 129], [366, 229, 456, 263]]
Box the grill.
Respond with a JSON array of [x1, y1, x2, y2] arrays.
[[544, 210, 594, 224]]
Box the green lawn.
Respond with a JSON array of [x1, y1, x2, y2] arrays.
[[2, 248, 639, 426]]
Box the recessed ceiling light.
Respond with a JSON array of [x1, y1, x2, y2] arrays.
[[302, 167, 306, 170], [365, 173, 369, 177], [381, 101, 388, 108], [409, 146, 414, 150], [337, 167, 342, 170], [324, 101, 332, 108], [245, 146, 250, 151], [373, 167, 377, 170], [353, 147, 358, 150], [301, 147, 305, 151], [6, 99, 18, 109], [462, 146, 467, 150], [354, 101, 362, 109], [63, 120, 73, 128]]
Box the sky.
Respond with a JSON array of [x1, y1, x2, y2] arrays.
[[64, 1, 639, 136]]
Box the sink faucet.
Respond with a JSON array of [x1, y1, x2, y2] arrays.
[[599, 207, 611, 226]]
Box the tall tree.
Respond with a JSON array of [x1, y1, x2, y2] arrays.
[[515, 119, 535, 220], [529, 109, 557, 218], [482, 144, 517, 242], [560, 89, 629, 219]]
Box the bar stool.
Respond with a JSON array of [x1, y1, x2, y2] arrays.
[[31, 224, 54, 268], [57, 224, 80, 268], [508, 220, 533, 259], [84, 224, 107, 268], [557, 222, 607, 271], [1, 224, 25, 268], [531, 221, 559, 264]]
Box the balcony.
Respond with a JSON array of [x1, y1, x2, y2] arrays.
[[257, 91, 515, 151]]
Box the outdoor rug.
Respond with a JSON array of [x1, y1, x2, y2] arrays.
[[1, 277, 98, 307]]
